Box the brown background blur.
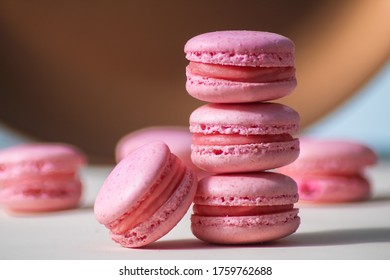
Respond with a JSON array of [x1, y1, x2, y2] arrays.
[[1, 0, 389, 163]]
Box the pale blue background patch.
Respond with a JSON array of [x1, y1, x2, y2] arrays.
[[304, 60, 390, 158]]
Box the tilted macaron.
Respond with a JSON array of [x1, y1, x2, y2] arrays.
[[277, 138, 377, 203], [0, 143, 86, 212], [184, 30, 296, 103], [190, 102, 300, 173], [191, 172, 300, 244], [94, 141, 198, 248], [115, 126, 209, 179]]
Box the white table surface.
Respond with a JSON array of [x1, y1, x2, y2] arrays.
[[1, 161, 389, 260]]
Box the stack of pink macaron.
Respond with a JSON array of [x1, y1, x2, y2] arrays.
[[184, 30, 301, 244]]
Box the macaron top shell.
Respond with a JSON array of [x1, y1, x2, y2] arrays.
[[195, 172, 298, 206], [0, 143, 85, 164], [184, 30, 294, 67], [190, 102, 300, 135], [279, 138, 377, 175], [94, 141, 172, 225]]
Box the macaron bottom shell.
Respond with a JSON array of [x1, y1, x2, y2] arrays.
[[186, 70, 297, 103], [191, 209, 300, 245]]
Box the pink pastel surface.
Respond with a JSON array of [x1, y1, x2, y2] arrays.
[[0, 143, 85, 212], [115, 126, 209, 179], [94, 141, 197, 248], [277, 138, 377, 203], [191, 172, 300, 244], [184, 30, 295, 67], [189, 102, 300, 173]]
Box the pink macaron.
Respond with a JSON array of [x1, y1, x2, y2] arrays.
[[115, 126, 209, 179], [184, 30, 296, 103], [0, 143, 86, 212], [277, 138, 378, 203], [191, 172, 300, 244], [190, 102, 300, 173], [94, 141, 198, 248]]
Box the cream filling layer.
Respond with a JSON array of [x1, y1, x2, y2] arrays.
[[193, 204, 294, 216], [192, 133, 293, 146], [188, 61, 295, 83]]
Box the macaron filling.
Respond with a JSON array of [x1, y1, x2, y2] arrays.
[[193, 204, 294, 216], [192, 133, 294, 146], [188, 61, 295, 83], [191, 210, 300, 229], [190, 123, 299, 136], [107, 155, 186, 235]]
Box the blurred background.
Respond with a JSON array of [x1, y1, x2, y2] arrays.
[[1, 0, 389, 163]]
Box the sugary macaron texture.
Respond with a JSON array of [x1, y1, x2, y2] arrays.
[[190, 102, 300, 173], [277, 138, 377, 203], [115, 126, 209, 179], [94, 141, 197, 248], [184, 30, 296, 103], [0, 143, 85, 212], [191, 172, 300, 244]]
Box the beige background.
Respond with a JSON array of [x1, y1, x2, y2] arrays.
[[0, 0, 389, 162]]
